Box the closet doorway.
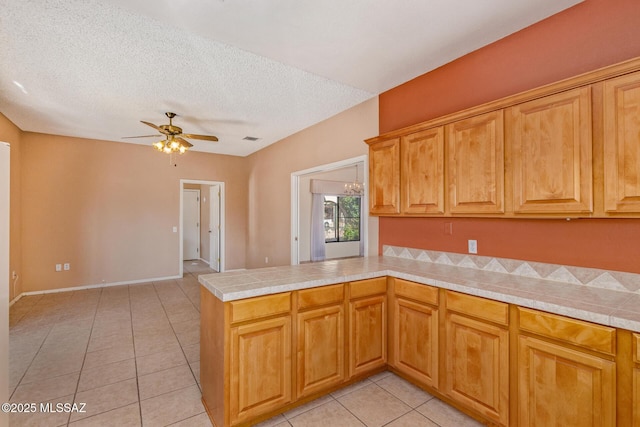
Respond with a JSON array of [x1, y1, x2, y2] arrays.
[[179, 179, 225, 276]]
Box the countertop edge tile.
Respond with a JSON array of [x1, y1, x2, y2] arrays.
[[198, 256, 640, 332]]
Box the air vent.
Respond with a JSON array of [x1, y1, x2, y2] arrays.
[[242, 136, 259, 141]]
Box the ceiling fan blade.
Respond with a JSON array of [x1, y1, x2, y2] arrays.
[[141, 120, 170, 135], [175, 137, 193, 148], [182, 133, 219, 142], [121, 134, 159, 139]]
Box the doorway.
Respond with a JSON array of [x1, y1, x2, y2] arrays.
[[183, 189, 200, 261], [179, 180, 225, 277], [209, 184, 221, 271], [290, 155, 375, 265]]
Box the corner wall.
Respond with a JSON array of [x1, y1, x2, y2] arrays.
[[377, 0, 640, 273]]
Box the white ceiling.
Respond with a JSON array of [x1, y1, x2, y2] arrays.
[[0, 0, 581, 157]]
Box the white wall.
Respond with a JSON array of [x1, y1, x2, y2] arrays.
[[1, 142, 10, 427], [298, 163, 369, 262]]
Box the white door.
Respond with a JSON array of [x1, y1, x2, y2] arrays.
[[0, 142, 10, 426], [209, 185, 220, 271], [183, 189, 200, 260]]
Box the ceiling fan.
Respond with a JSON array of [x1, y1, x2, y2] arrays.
[[124, 112, 218, 154]]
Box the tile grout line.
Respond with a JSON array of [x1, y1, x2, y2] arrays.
[[66, 288, 103, 426], [9, 296, 68, 401], [128, 284, 144, 427], [151, 278, 201, 395]]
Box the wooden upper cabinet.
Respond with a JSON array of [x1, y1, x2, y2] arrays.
[[400, 127, 445, 214], [507, 87, 593, 214], [447, 110, 504, 214], [368, 138, 400, 215], [603, 71, 640, 213]]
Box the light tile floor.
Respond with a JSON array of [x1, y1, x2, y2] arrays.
[[8, 260, 483, 427]]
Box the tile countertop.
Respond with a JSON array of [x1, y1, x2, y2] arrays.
[[198, 256, 640, 333]]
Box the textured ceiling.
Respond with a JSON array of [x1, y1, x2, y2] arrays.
[[0, 0, 581, 157]]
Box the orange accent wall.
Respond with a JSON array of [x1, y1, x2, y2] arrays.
[[380, 217, 640, 274], [378, 0, 640, 273], [380, 0, 640, 133]]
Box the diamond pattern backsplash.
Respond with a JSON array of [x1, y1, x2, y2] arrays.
[[382, 245, 640, 294]]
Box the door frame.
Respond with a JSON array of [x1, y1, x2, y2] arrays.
[[290, 155, 368, 265], [209, 184, 221, 271], [0, 142, 9, 426], [182, 189, 201, 261], [179, 179, 226, 276]]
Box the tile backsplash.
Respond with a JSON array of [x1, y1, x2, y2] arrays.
[[382, 245, 640, 294]]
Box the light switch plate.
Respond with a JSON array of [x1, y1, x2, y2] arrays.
[[468, 240, 478, 254]]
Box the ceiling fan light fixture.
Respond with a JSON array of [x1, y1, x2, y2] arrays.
[[130, 112, 218, 157]]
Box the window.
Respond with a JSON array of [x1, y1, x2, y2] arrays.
[[324, 195, 361, 243]]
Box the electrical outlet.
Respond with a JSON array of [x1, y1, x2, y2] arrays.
[[63, 263, 70, 271], [468, 240, 478, 254], [265, 257, 269, 264], [55, 264, 62, 272]]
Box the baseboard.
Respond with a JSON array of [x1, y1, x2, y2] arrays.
[[14, 274, 183, 299], [9, 293, 23, 307], [198, 258, 210, 265]]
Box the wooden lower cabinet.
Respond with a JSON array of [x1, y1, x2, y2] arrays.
[[517, 307, 616, 427], [230, 314, 292, 424], [349, 278, 387, 377], [517, 336, 616, 427], [349, 295, 387, 377], [202, 280, 637, 427], [634, 368, 640, 426], [633, 333, 640, 426], [390, 279, 439, 388], [296, 284, 345, 398], [444, 291, 509, 426]]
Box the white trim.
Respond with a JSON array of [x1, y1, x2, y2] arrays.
[[290, 155, 368, 265], [14, 274, 183, 297], [179, 179, 226, 277], [183, 188, 201, 261], [198, 258, 210, 265], [9, 293, 23, 307], [1, 141, 9, 422]]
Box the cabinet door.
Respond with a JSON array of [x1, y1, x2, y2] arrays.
[[349, 295, 387, 377], [445, 312, 509, 426], [230, 316, 292, 424], [518, 335, 616, 427], [634, 368, 640, 427], [634, 333, 640, 426], [296, 304, 345, 398], [507, 87, 592, 214], [604, 71, 640, 213], [401, 127, 445, 214], [447, 110, 504, 214], [369, 138, 400, 215], [392, 297, 438, 388]]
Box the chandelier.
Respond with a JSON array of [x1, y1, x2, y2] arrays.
[[344, 164, 365, 195]]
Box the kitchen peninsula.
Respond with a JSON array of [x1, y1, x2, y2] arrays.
[[199, 249, 640, 427]]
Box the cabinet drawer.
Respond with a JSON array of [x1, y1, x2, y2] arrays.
[[393, 278, 438, 306], [350, 277, 387, 299], [445, 291, 508, 326], [634, 333, 640, 363], [230, 292, 291, 323], [518, 307, 616, 355], [298, 284, 344, 310]]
